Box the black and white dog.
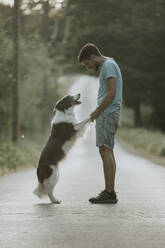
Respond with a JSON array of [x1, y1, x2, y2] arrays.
[[33, 93, 90, 203]]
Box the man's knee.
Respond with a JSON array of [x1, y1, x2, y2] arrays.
[[99, 146, 113, 156], [99, 146, 105, 156]]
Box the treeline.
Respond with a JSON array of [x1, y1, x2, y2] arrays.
[[0, 1, 65, 142], [59, 0, 165, 132]]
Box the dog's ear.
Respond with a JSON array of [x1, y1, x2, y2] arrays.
[[55, 100, 66, 112]]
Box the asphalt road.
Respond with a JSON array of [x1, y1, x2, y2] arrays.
[[1, 127, 165, 248], [0, 76, 165, 248]]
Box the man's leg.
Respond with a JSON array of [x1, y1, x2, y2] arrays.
[[88, 145, 118, 204], [89, 112, 119, 203], [99, 146, 116, 193]]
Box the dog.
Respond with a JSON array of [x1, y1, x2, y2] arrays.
[[33, 93, 90, 203]]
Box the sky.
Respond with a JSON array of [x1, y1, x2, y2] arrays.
[[0, 0, 64, 8], [0, 0, 13, 6]]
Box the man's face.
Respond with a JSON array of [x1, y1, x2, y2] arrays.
[[82, 56, 100, 72]]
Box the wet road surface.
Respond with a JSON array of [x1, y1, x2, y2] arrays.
[[0, 133, 165, 248]]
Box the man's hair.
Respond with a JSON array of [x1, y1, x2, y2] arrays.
[[78, 43, 102, 64]]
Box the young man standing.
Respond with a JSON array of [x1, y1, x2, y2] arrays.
[[78, 43, 123, 204]]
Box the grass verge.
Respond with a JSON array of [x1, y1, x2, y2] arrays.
[[117, 107, 165, 166], [0, 138, 41, 176]]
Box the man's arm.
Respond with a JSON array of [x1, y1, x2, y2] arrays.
[[90, 77, 116, 121]]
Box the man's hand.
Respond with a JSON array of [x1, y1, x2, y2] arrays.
[[90, 109, 101, 122]]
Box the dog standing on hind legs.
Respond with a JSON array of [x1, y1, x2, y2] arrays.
[[33, 93, 90, 204]]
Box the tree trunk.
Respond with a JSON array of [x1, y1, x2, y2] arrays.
[[41, 1, 49, 42], [134, 101, 142, 127], [41, 1, 50, 133], [12, 0, 20, 143], [41, 75, 48, 134]]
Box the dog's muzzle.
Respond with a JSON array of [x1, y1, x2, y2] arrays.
[[72, 93, 81, 105]]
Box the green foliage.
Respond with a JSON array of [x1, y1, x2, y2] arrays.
[[0, 23, 60, 138], [19, 36, 58, 134], [0, 27, 12, 135], [118, 107, 165, 157], [118, 127, 165, 158], [0, 139, 39, 172], [0, 1, 67, 172]]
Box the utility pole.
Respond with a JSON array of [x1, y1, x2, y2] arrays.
[[12, 0, 20, 143], [41, 1, 49, 133]]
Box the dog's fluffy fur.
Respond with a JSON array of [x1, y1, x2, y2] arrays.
[[33, 94, 90, 203]]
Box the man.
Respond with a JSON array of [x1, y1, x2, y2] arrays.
[[78, 43, 123, 204]]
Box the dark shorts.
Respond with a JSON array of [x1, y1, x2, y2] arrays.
[[95, 111, 120, 150]]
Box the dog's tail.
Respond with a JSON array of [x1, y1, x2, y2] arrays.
[[33, 182, 46, 198]]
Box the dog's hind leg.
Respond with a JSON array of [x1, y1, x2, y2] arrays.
[[44, 165, 61, 204], [48, 191, 61, 204], [33, 182, 46, 198]]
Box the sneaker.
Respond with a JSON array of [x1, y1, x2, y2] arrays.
[[89, 190, 118, 204]]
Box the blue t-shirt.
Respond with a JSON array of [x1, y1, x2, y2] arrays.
[[97, 58, 123, 114]]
